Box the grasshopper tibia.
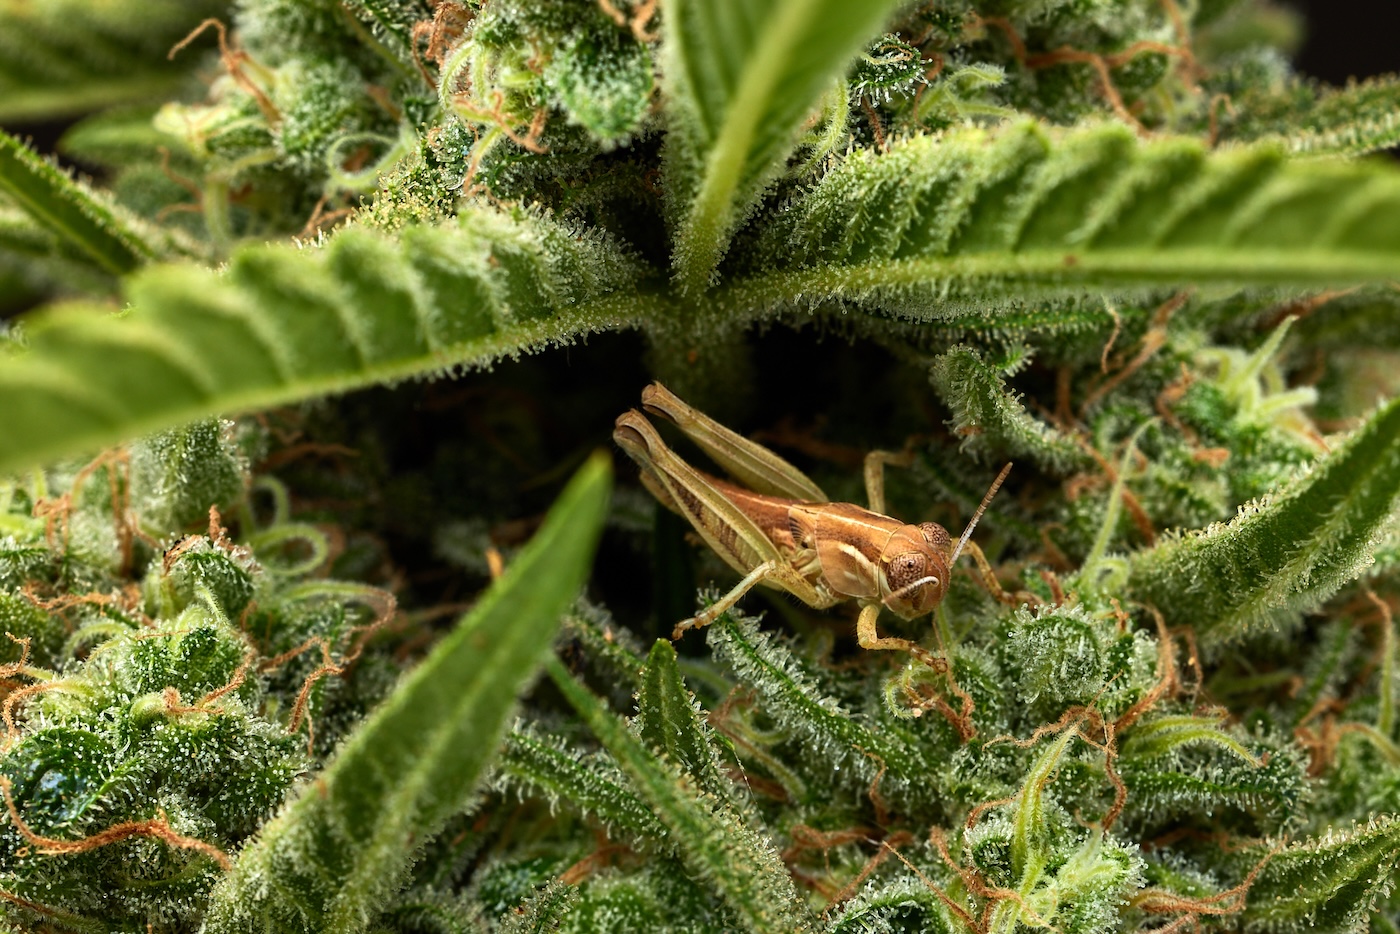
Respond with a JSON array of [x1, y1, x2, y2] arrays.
[[675, 560, 783, 639]]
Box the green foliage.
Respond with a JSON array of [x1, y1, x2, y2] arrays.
[[0, 417, 405, 932], [0, 0, 228, 122], [704, 612, 933, 806], [636, 639, 734, 804], [1130, 395, 1400, 648], [1214, 75, 1400, 156], [4, 0, 1400, 931], [495, 725, 668, 846], [0, 129, 164, 277], [0, 214, 641, 473], [738, 122, 1400, 316], [15, 117, 1400, 486], [1, 615, 303, 931], [340, 0, 427, 73], [446, 1, 655, 150], [1243, 816, 1400, 931], [130, 418, 248, 535], [203, 454, 610, 933], [930, 344, 1088, 473], [662, 0, 908, 291], [548, 655, 815, 933], [501, 879, 577, 934], [991, 728, 1145, 933]]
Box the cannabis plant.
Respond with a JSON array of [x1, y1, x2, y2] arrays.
[[3, 0, 1400, 931]]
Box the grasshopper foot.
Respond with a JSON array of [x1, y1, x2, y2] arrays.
[[671, 560, 782, 640], [855, 603, 944, 671], [672, 612, 712, 640]]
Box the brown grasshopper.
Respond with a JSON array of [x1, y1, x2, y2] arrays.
[[614, 382, 1016, 658]]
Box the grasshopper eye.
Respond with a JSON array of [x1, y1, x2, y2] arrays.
[[885, 552, 927, 593]]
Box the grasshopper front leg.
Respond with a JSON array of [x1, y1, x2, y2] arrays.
[[855, 602, 941, 670]]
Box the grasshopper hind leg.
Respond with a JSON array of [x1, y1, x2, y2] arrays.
[[640, 382, 827, 502], [614, 412, 687, 519], [637, 469, 682, 516]]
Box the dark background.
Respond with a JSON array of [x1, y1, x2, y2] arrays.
[[1293, 0, 1400, 85]]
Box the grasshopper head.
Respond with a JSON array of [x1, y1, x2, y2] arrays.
[[879, 522, 951, 619]]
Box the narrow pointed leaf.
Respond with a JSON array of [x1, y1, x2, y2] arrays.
[[57, 105, 182, 169], [496, 726, 669, 844], [341, 0, 428, 71], [0, 214, 642, 475], [0, 0, 226, 122], [500, 879, 579, 934], [1128, 396, 1400, 647], [201, 455, 611, 934], [1119, 715, 1263, 765], [548, 656, 816, 934], [561, 600, 647, 698], [930, 345, 1089, 474], [1117, 718, 1305, 831], [0, 198, 138, 298], [1242, 816, 1400, 931], [0, 129, 158, 276], [705, 613, 933, 801], [637, 639, 734, 803], [727, 122, 1400, 319], [665, 0, 905, 293], [1221, 75, 1400, 157], [0, 202, 60, 265], [1009, 728, 1077, 885]]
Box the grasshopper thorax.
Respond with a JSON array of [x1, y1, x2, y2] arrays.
[[878, 522, 952, 620]]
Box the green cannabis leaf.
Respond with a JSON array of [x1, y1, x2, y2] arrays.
[[4, 0, 1400, 930], [0, 129, 163, 276], [1130, 395, 1400, 648], [636, 639, 735, 803], [0, 215, 641, 473], [732, 123, 1400, 318], [662, 0, 907, 293], [0, 0, 227, 123], [931, 344, 1089, 473], [496, 725, 670, 846], [548, 654, 816, 933], [1215, 74, 1400, 156], [1243, 816, 1400, 929], [10, 123, 1400, 474], [202, 454, 611, 933]]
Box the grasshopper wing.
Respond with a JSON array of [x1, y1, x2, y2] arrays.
[[640, 382, 828, 503]]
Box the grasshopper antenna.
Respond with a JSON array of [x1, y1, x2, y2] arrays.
[[949, 463, 1012, 566]]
